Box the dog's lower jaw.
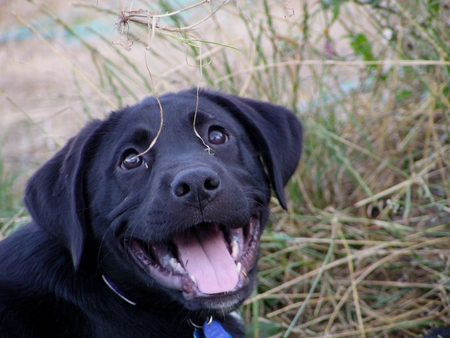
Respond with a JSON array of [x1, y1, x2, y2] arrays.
[[195, 295, 247, 316], [179, 270, 253, 313]]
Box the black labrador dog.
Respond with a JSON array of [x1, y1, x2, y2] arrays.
[[0, 89, 302, 337]]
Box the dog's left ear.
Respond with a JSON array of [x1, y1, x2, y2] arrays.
[[201, 91, 303, 209], [24, 120, 103, 269]]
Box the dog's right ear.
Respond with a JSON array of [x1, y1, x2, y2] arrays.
[[24, 119, 103, 270]]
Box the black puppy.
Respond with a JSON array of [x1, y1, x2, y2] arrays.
[[0, 89, 302, 337]]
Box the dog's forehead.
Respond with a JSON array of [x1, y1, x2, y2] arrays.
[[121, 93, 239, 132], [105, 92, 246, 155]]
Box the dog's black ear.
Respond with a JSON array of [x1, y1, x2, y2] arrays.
[[201, 90, 303, 209], [24, 120, 103, 269]]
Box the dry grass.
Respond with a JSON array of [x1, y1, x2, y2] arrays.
[[1, 0, 450, 337]]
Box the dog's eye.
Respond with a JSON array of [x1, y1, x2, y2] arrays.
[[121, 153, 144, 170], [208, 127, 229, 145]]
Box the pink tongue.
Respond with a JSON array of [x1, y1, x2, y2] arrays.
[[174, 225, 239, 294]]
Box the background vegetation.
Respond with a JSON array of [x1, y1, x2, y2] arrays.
[[1, 0, 449, 337]]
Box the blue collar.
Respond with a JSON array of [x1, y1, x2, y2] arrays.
[[102, 275, 137, 306]]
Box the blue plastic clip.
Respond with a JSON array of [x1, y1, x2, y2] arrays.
[[192, 318, 232, 338], [203, 319, 232, 338]]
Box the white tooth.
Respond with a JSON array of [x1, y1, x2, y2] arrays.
[[236, 262, 242, 274], [190, 275, 197, 285], [170, 258, 185, 274], [230, 240, 239, 260]]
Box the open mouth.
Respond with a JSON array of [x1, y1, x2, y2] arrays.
[[126, 216, 260, 299]]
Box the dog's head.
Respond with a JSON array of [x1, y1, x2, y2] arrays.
[[24, 89, 302, 314]]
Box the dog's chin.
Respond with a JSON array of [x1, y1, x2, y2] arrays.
[[125, 216, 260, 312], [177, 281, 253, 315]]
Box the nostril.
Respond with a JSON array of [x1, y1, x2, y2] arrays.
[[204, 177, 220, 191], [174, 182, 190, 197], [171, 167, 221, 203]]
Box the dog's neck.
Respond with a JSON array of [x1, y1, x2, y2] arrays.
[[102, 275, 233, 337]]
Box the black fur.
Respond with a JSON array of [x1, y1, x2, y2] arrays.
[[0, 89, 303, 337], [423, 327, 450, 338]]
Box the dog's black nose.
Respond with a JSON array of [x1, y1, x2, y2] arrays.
[[171, 168, 221, 204]]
